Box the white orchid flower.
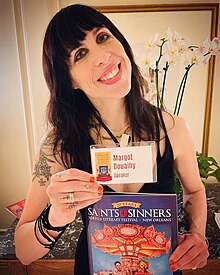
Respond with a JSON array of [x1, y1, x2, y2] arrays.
[[178, 38, 191, 53], [141, 27, 219, 112], [203, 37, 220, 55], [166, 53, 180, 65], [167, 27, 190, 55], [162, 43, 180, 66], [212, 37, 220, 52], [144, 46, 159, 69], [146, 33, 159, 48], [197, 46, 211, 64], [198, 45, 207, 55], [183, 49, 205, 65], [202, 54, 212, 64], [166, 42, 179, 55], [133, 43, 159, 76], [167, 27, 182, 45], [142, 33, 160, 69]]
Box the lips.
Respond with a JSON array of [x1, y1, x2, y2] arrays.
[[98, 64, 122, 85]]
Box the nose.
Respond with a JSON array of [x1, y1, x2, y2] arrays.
[[93, 47, 111, 67]]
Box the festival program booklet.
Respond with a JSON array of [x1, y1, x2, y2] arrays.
[[6, 199, 26, 218], [86, 193, 180, 275]]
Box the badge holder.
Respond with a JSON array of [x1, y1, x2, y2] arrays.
[[90, 134, 157, 184]]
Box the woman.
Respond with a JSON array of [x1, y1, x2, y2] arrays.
[[14, 4, 209, 274]]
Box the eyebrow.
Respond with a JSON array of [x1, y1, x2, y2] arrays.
[[93, 26, 104, 36], [69, 27, 106, 56], [81, 26, 106, 43]]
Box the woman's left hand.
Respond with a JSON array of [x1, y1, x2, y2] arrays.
[[169, 232, 209, 272]]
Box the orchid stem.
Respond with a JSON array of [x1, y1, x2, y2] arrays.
[[174, 73, 187, 115], [161, 62, 169, 110], [155, 67, 160, 108], [155, 39, 167, 108], [174, 63, 194, 115], [176, 71, 189, 115]]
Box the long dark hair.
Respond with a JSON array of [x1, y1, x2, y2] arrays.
[[42, 4, 159, 172]]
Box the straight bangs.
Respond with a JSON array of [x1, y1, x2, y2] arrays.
[[51, 5, 108, 60]]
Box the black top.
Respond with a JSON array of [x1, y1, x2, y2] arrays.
[[74, 110, 175, 274]]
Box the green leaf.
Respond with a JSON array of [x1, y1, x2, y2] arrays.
[[206, 157, 219, 166], [209, 168, 220, 182], [174, 152, 220, 194], [173, 175, 182, 195], [197, 152, 219, 178], [199, 169, 208, 179]]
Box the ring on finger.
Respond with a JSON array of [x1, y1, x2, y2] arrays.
[[192, 266, 197, 270], [66, 192, 75, 203]]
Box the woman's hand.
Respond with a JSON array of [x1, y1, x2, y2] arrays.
[[46, 168, 103, 227], [169, 232, 209, 272]]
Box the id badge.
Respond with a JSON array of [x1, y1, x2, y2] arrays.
[[90, 141, 157, 184]]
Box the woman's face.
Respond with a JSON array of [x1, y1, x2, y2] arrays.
[[69, 27, 132, 101]]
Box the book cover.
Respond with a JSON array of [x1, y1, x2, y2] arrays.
[[86, 193, 180, 275], [6, 199, 26, 218]]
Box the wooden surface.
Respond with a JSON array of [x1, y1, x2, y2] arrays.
[[0, 259, 219, 275], [183, 260, 220, 275], [0, 259, 74, 275]]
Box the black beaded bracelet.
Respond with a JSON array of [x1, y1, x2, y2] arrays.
[[34, 204, 68, 249], [41, 204, 68, 232], [34, 219, 54, 249]]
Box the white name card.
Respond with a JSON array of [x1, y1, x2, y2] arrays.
[[90, 142, 157, 184]]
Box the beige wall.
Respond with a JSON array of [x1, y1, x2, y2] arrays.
[[0, 0, 49, 229], [0, 0, 219, 229]]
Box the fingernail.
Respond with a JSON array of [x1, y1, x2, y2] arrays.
[[170, 259, 174, 265], [170, 266, 176, 272], [90, 176, 95, 183], [98, 185, 103, 195]]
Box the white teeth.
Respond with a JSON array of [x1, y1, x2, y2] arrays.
[[100, 66, 119, 81]]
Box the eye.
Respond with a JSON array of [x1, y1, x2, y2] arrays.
[[96, 32, 110, 44], [74, 48, 87, 62]]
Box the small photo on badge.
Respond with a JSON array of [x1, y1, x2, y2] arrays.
[[95, 151, 112, 182], [97, 165, 112, 182]]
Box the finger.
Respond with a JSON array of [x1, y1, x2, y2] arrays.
[[170, 234, 197, 262], [171, 245, 198, 270], [197, 260, 208, 269], [50, 195, 103, 225], [47, 180, 102, 198], [180, 252, 208, 270], [65, 196, 103, 212], [63, 180, 100, 193], [57, 188, 103, 204], [170, 243, 192, 264], [60, 196, 103, 223], [169, 234, 186, 267], [178, 234, 186, 245], [51, 168, 94, 183]]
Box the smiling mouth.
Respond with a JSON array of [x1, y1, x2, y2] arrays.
[[99, 64, 120, 81]]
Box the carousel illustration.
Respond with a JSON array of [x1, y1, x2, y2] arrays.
[[91, 223, 171, 274]]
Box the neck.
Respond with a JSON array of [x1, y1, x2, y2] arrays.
[[92, 98, 129, 130]]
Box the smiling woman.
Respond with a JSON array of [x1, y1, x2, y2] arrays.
[[68, 27, 132, 99], [12, 4, 210, 274]]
